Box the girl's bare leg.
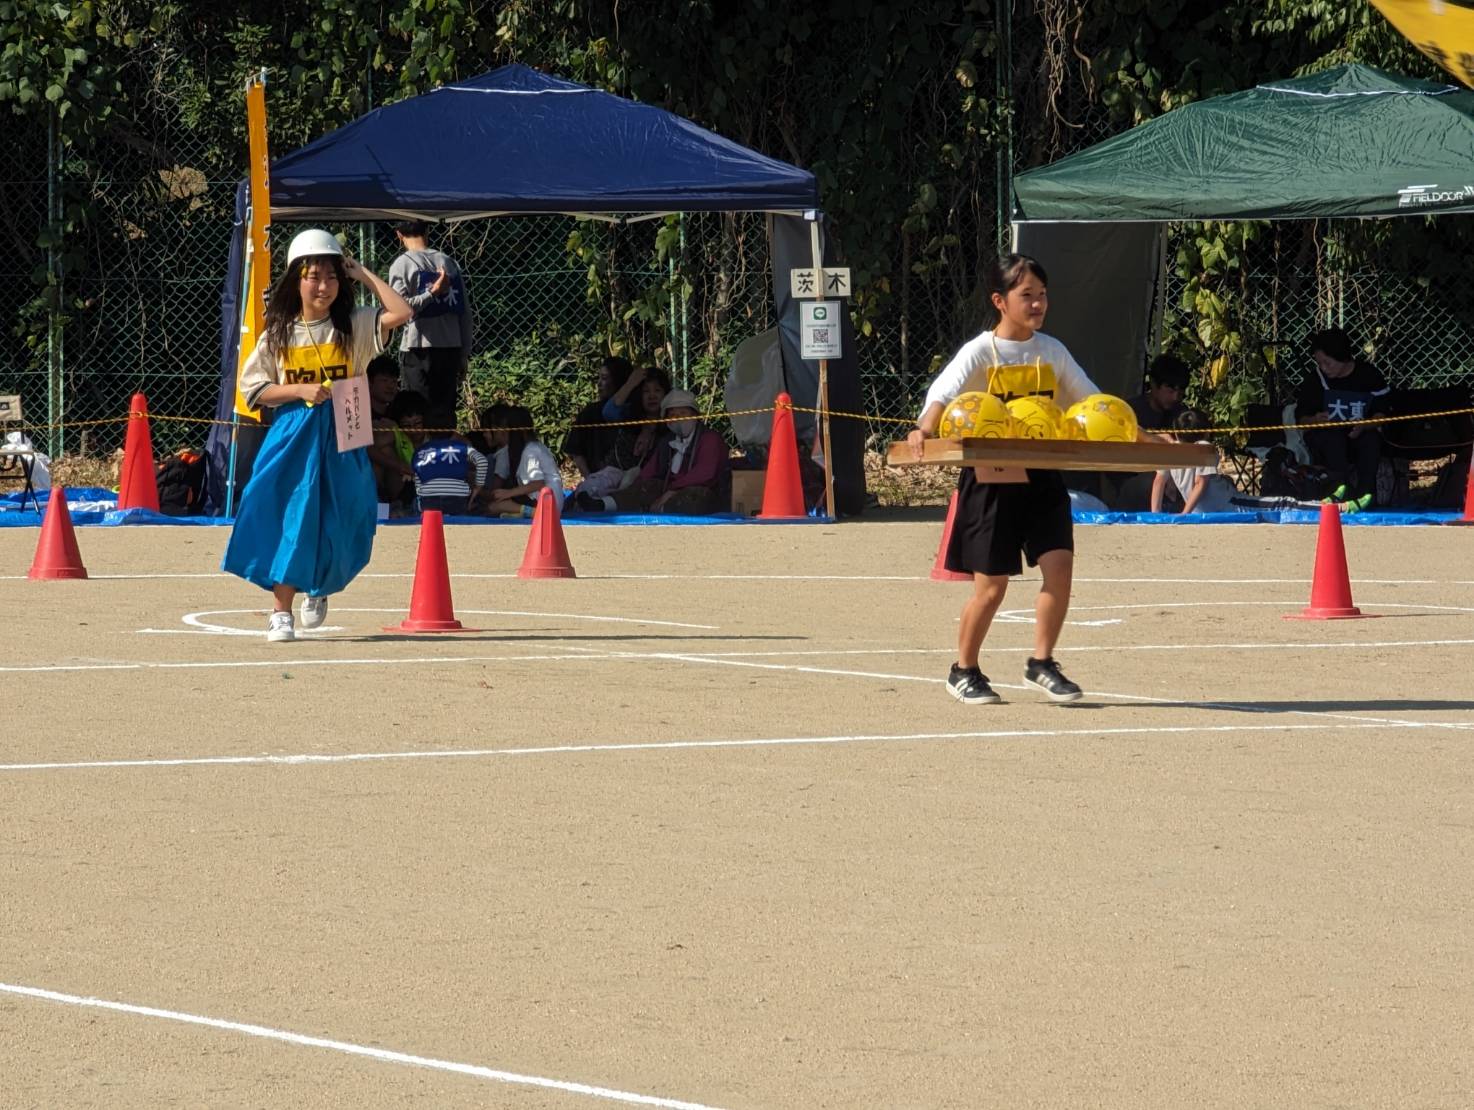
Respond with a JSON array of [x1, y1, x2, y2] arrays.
[[1032, 548, 1074, 659], [958, 573, 1010, 669], [271, 584, 297, 613]]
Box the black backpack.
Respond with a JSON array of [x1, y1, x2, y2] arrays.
[[156, 449, 207, 515]]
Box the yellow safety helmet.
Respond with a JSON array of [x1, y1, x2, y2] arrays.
[[1005, 395, 1065, 440], [937, 391, 1014, 438], [1064, 393, 1138, 442]]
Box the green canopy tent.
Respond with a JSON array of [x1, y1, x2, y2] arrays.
[[1004, 64, 1474, 400], [1012, 64, 1474, 223]]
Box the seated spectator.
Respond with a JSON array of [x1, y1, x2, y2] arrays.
[[384, 390, 429, 514], [603, 389, 731, 515], [1151, 408, 1240, 514], [1129, 354, 1189, 431], [410, 407, 487, 516], [569, 366, 672, 510], [613, 366, 673, 470], [477, 403, 565, 515], [366, 356, 412, 505], [1108, 354, 1191, 509], [1298, 327, 1390, 512], [563, 356, 634, 479]]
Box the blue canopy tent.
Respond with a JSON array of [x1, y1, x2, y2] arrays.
[[209, 65, 866, 514]]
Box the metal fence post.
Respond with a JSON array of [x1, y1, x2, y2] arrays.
[[46, 107, 64, 459], [679, 211, 690, 388]]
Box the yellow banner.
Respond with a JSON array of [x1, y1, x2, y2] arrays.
[[1371, 0, 1474, 86], [234, 75, 271, 419]]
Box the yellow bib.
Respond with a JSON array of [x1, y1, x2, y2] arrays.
[[983, 359, 1060, 403], [280, 335, 353, 387]]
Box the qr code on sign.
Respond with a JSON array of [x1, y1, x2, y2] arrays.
[[812, 327, 830, 343]]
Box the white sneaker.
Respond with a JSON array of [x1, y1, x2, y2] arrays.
[[301, 595, 329, 630], [267, 611, 295, 642]]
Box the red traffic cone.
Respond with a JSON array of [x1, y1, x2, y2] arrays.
[[396, 510, 463, 631], [1284, 503, 1369, 620], [29, 488, 88, 580], [518, 488, 576, 579], [931, 490, 971, 582], [759, 392, 807, 519], [117, 392, 160, 512]]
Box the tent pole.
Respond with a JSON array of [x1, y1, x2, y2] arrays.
[[679, 212, 690, 387], [225, 415, 239, 518], [668, 217, 678, 375], [809, 216, 835, 519], [997, 0, 1014, 256]]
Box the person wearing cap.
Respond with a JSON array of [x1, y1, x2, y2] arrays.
[[387, 220, 474, 414], [594, 389, 731, 515], [224, 228, 412, 642]]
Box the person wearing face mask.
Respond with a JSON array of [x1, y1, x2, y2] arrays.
[[596, 389, 731, 515]]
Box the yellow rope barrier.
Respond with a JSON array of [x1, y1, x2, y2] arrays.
[[16, 403, 1474, 444]]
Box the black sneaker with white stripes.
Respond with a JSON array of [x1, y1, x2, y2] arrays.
[[1023, 657, 1083, 703], [947, 663, 1002, 705]]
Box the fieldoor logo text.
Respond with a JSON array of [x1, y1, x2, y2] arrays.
[[1397, 183, 1474, 208]]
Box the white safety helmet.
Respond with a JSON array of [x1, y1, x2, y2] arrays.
[[285, 228, 344, 267]]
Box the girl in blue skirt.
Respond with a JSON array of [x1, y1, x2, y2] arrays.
[[224, 228, 413, 641]]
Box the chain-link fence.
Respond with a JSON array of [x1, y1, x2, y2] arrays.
[[1162, 222, 1474, 409], [5, 5, 1473, 466]]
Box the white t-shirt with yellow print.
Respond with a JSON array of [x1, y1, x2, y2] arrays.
[[922, 330, 1099, 413], [239, 305, 384, 410]]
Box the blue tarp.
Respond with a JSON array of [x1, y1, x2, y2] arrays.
[[2, 489, 1461, 527]]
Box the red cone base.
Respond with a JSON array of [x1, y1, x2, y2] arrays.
[[1284, 503, 1370, 620], [758, 392, 807, 519], [1450, 454, 1474, 525], [396, 510, 463, 631], [29, 488, 88, 579], [931, 490, 971, 582], [518, 488, 576, 578], [117, 391, 160, 512]]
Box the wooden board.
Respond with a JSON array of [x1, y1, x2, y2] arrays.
[[886, 436, 1220, 472]]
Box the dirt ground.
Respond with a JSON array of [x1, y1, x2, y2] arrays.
[[1, 515, 1471, 1109]]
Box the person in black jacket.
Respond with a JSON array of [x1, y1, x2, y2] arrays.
[[1298, 328, 1391, 511]]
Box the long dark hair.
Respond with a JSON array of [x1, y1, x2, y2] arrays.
[[263, 254, 354, 356], [985, 253, 1048, 325], [481, 403, 539, 470]]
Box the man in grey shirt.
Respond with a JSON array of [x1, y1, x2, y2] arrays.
[[386, 220, 474, 415]]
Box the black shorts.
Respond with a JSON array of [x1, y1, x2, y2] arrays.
[[944, 467, 1074, 577]]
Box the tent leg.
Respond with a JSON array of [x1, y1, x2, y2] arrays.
[[225, 415, 239, 518]]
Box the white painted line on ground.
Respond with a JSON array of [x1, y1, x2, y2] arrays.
[[643, 653, 1474, 733], [0, 982, 721, 1109], [139, 608, 720, 638], [1072, 577, 1440, 585], [990, 599, 1474, 625], [6, 636, 1474, 676], [634, 640, 1474, 658], [0, 721, 1421, 773], [0, 571, 1455, 584]]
